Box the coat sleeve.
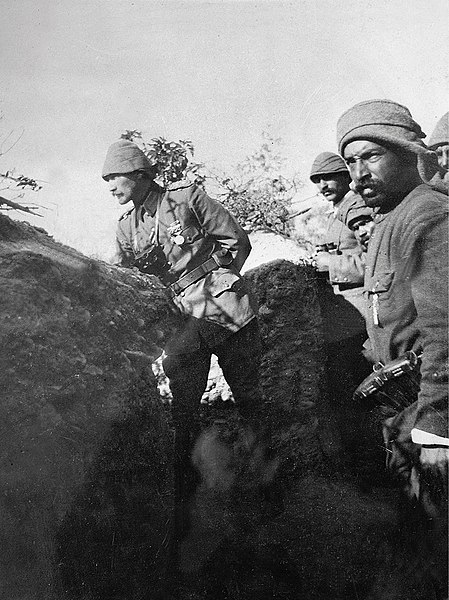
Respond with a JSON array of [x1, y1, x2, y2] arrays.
[[328, 249, 365, 285], [410, 213, 448, 437], [325, 215, 365, 284], [188, 185, 251, 272]]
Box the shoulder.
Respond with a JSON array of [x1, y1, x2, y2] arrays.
[[390, 185, 448, 253], [163, 180, 199, 206], [167, 179, 195, 193], [405, 184, 448, 214], [390, 185, 448, 232]]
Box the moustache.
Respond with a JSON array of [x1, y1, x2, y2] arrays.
[[354, 180, 378, 194]]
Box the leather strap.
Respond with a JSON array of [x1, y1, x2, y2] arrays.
[[170, 257, 218, 295]]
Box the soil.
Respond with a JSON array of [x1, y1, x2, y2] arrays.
[[0, 216, 440, 600]]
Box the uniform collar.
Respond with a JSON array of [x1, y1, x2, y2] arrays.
[[142, 184, 165, 217], [331, 196, 346, 216]]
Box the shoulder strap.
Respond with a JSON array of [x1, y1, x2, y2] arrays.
[[155, 190, 171, 245]]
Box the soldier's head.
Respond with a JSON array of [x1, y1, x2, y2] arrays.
[[309, 152, 351, 205], [102, 140, 157, 206], [337, 99, 437, 210], [349, 214, 374, 250], [337, 192, 374, 250], [428, 112, 449, 171]]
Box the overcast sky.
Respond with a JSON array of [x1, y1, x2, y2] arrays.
[[1, 0, 448, 258]]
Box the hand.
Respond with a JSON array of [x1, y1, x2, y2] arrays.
[[314, 252, 330, 272]]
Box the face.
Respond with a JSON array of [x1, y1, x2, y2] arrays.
[[105, 172, 147, 206], [343, 140, 414, 208], [434, 144, 449, 170], [311, 172, 350, 205], [351, 217, 374, 249]]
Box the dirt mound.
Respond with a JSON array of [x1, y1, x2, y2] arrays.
[[0, 215, 177, 599], [167, 260, 405, 600], [0, 216, 416, 600]]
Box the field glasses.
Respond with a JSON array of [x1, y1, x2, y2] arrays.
[[134, 245, 170, 276], [315, 242, 339, 255]]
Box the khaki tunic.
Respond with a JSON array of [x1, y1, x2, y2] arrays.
[[320, 193, 367, 341], [115, 181, 256, 352]]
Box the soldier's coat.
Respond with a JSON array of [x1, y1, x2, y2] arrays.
[[115, 181, 256, 351], [365, 183, 448, 437], [321, 192, 367, 342]]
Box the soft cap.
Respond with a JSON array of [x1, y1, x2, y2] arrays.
[[102, 140, 153, 180], [336, 192, 373, 229], [428, 112, 449, 149], [336, 99, 438, 182], [310, 152, 348, 181]]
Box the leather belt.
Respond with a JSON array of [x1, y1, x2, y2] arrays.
[[169, 257, 218, 295]]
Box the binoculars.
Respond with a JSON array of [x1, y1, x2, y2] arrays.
[[134, 245, 170, 276], [315, 242, 339, 255]]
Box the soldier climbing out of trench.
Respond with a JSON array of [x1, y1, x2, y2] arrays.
[[101, 139, 271, 567]]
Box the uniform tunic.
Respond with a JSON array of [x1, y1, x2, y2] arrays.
[[115, 180, 256, 353], [324, 193, 366, 289], [320, 192, 367, 341], [364, 184, 448, 437]]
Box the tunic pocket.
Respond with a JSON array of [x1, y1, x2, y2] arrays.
[[179, 225, 202, 245], [367, 271, 395, 327], [207, 271, 241, 297], [370, 271, 394, 295]]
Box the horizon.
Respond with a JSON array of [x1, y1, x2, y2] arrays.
[[1, 0, 447, 259]]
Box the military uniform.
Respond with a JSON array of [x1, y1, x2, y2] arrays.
[[115, 180, 262, 425], [364, 183, 448, 439], [320, 192, 367, 342], [316, 193, 372, 473]]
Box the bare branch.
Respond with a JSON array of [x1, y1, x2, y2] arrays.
[[0, 195, 43, 217]]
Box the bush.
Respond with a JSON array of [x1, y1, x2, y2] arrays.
[[121, 130, 304, 237], [208, 132, 303, 236]]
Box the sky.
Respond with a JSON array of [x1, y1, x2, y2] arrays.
[[1, 0, 448, 259]]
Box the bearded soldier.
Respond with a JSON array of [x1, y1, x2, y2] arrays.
[[338, 99, 448, 597]]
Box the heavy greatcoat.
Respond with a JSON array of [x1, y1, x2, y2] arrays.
[[364, 183, 448, 437]]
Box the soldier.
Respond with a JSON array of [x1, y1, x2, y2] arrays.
[[310, 153, 365, 300], [427, 111, 449, 187], [309, 153, 371, 475], [102, 139, 265, 546], [336, 193, 374, 251], [338, 99, 448, 595], [428, 111, 449, 170]]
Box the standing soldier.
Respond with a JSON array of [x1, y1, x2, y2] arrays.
[[309, 153, 371, 476], [310, 152, 367, 320], [102, 139, 264, 549], [338, 99, 448, 597]]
